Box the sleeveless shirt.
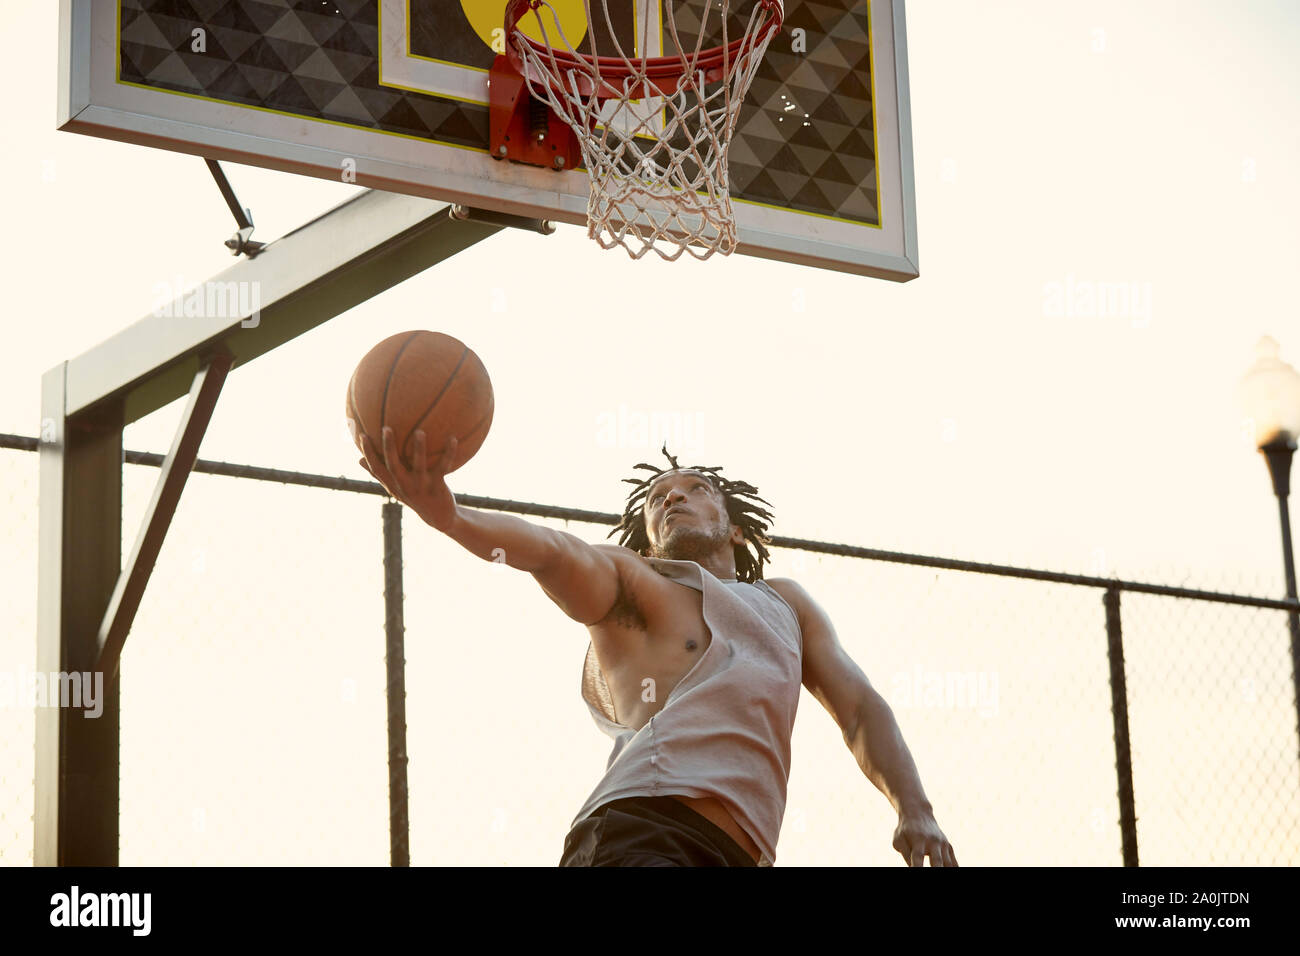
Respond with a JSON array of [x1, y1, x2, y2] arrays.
[[572, 557, 803, 866]]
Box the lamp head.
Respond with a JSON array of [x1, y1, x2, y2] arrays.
[[1237, 336, 1300, 448]]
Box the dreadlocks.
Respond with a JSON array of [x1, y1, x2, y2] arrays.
[[608, 443, 775, 583]]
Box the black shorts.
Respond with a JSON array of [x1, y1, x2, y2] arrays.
[[559, 795, 759, 867]]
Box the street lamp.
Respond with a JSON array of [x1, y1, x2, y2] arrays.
[[1237, 335, 1300, 762]]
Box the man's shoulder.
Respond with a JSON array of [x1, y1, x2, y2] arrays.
[[588, 544, 666, 583], [590, 543, 647, 568], [759, 577, 809, 616], [760, 575, 802, 595], [590, 543, 638, 557]]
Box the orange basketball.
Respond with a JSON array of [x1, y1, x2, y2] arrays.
[[347, 331, 494, 475]]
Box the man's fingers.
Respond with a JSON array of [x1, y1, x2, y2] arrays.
[[379, 427, 407, 497], [946, 844, 959, 868], [414, 429, 428, 480], [358, 457, 395, 496], [359, 437, 384, 482], [362, 432, 403, 499], [361, 432, 383, 470], [893, 828, 914, 866], [381, 426, 398, 473], [909, 843, 925, 867]]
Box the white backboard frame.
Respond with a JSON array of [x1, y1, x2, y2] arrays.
[[58, 0, 917, 280]]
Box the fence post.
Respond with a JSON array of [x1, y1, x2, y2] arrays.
[[382, 501, 410, 866], [1104, 586, 1139, 866]]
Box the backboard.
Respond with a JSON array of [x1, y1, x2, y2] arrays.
[[59, 0, 917, 280]]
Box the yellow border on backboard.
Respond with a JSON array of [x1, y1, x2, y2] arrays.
[[867, 0, 883, 230]]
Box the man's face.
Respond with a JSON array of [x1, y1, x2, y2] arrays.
[[643, 469, 740, 560]]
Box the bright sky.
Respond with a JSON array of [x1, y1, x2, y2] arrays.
[[1, 1, 1298, 866]]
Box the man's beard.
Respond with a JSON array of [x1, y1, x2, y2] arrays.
[[649, 517, 732, 563]]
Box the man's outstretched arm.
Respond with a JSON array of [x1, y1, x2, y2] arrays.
[[359, 427, 619, 625], [847, 688, 958, 867], [769, 577, 958, 867]]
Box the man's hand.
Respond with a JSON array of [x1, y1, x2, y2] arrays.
[[892, 809, 958, 867], [358, 426, 459, 532]]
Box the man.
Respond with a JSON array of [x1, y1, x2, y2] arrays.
[[360, 430, 957, 867]]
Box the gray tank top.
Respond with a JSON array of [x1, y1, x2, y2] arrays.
[[573, 557, 803, 866]]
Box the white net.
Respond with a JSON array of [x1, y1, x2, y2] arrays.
[[507, 0, 784, 261]]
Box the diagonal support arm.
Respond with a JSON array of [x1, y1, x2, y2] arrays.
[[95, 351, 232, 679]]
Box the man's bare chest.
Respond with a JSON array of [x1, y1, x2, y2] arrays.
[[586, 577, 713, 732]]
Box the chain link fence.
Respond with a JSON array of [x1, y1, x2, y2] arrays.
[[2, 435, 1297, 865], [1120, 593, 1297, 864]]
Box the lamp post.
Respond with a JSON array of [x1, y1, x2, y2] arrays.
[[1238, 335, 1300, 763]]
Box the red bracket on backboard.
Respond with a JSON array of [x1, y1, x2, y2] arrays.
[[488, 55, 582, 171]]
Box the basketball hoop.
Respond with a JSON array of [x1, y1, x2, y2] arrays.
[[493, 0, 785, 261]]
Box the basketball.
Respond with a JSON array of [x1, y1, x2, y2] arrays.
[[347, 330, 494, 475]]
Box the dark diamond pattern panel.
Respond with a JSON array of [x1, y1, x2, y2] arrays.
[[118, 0, 488, 149], [734, 0, 879, 225], [619, 0, 878, 226], [117, 0, 879, 225]]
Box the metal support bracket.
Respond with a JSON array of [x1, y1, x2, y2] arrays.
[[487, 54, 582, 171], [95, 350, 232, 680], [450, 203, 556, 235], [205, 158, 266, 258]]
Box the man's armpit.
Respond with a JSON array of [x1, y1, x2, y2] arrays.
[[596, 572, 648, 631]]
